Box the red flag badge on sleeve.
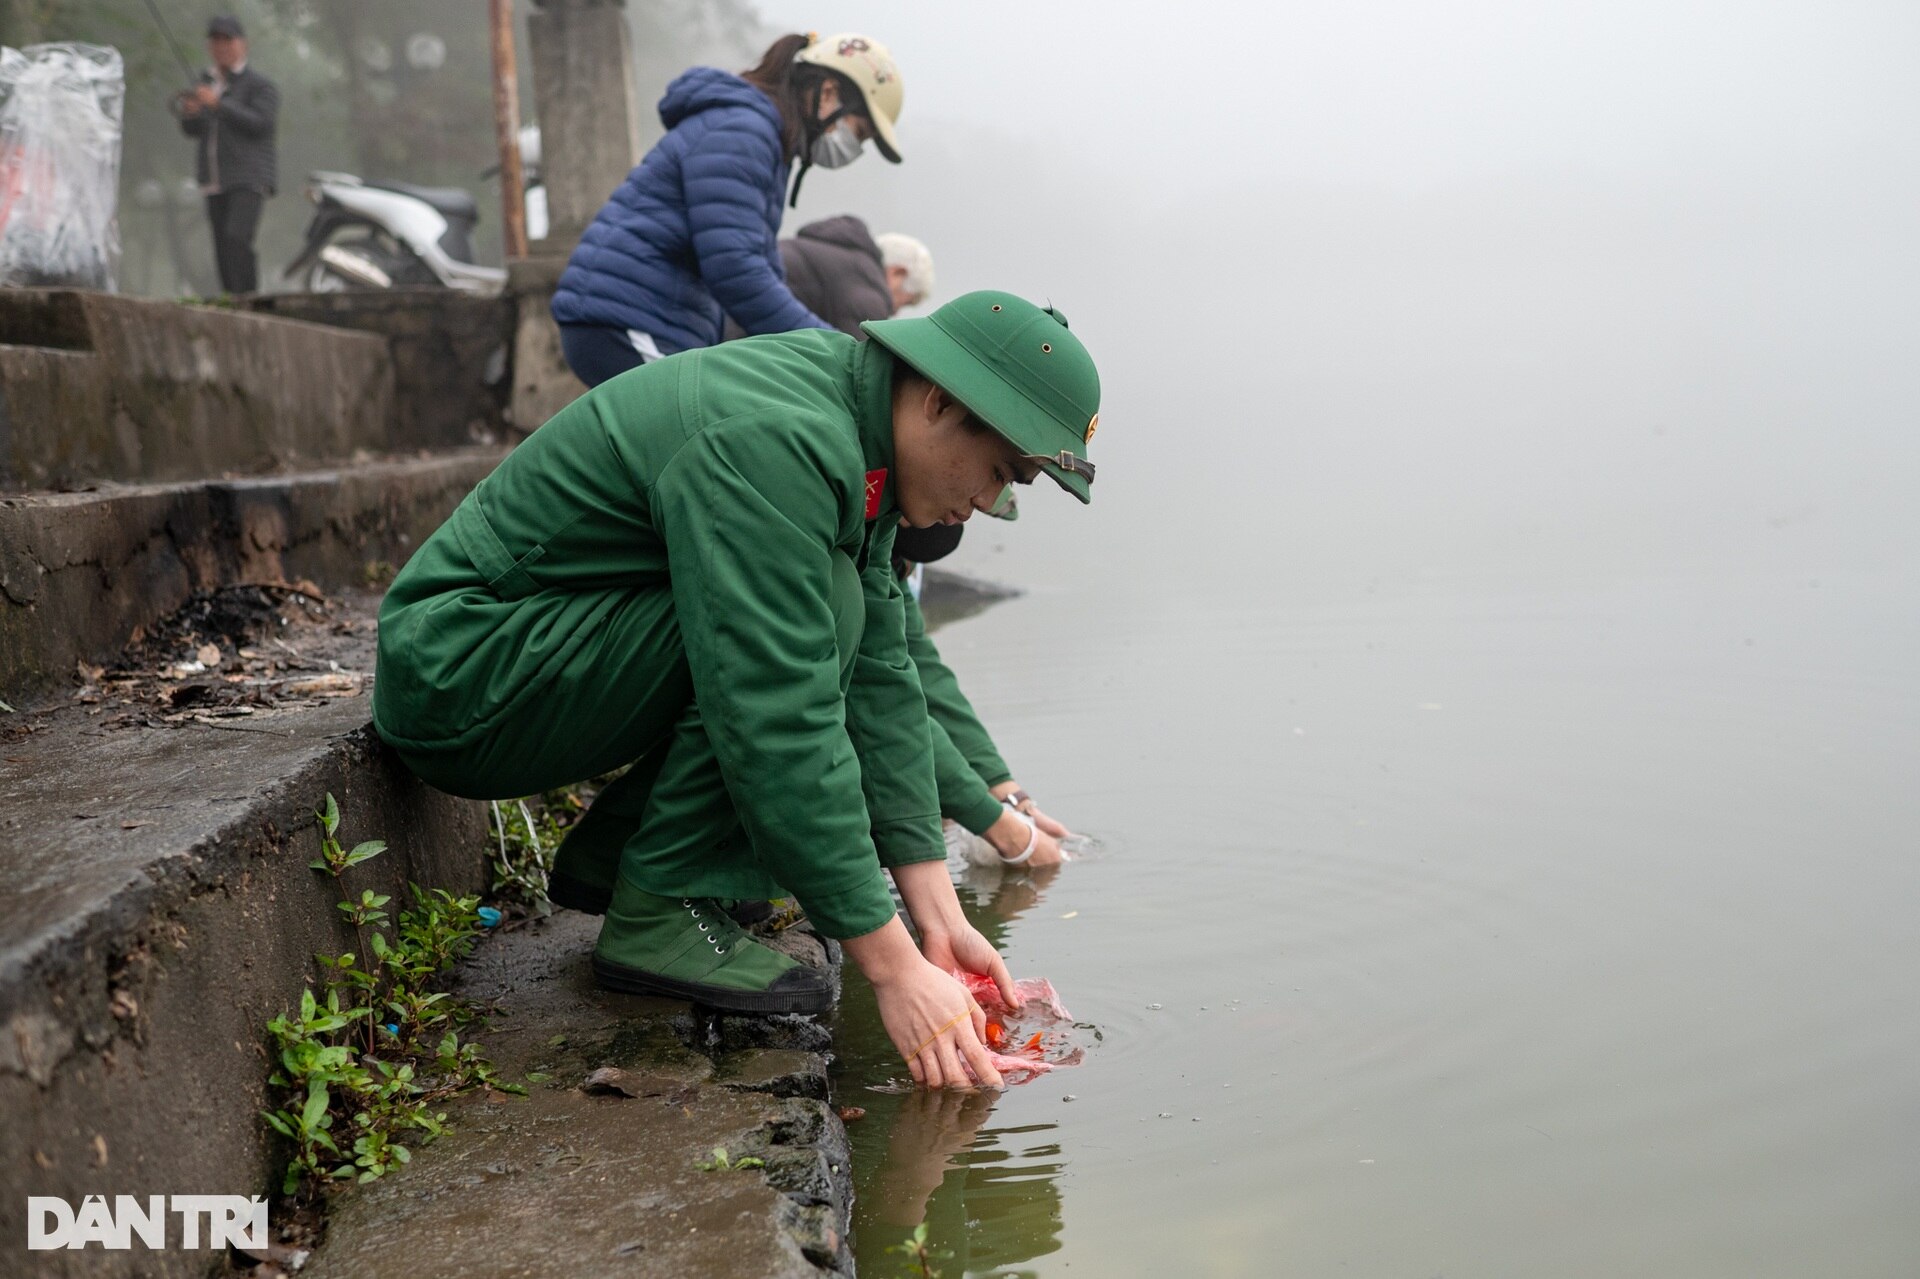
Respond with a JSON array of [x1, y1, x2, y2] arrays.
[[864, 468, 887, 520]]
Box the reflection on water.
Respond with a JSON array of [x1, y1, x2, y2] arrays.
[[831, 859, 1073, 1276]]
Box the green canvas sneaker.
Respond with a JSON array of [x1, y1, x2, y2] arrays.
[[591, 880, 833, 1015]]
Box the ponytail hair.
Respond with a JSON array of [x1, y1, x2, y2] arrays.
[[740, 33, 824, 161]]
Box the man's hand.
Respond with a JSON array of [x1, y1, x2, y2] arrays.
[[843, 915, 1003, 1089], [891, 860, 1020, 1008], [919, 921, 1020, 1011], [991, 779, 1073, 839], [193, 84, 219, 109]]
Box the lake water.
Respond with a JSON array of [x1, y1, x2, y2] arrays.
[[798, 41, 1919, 1263], [828, 521, 1920, 1275]]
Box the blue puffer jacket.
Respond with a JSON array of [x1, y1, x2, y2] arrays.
[[551, 68, 830, 353]]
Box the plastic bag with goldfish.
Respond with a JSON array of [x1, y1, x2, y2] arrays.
[[951, 969, 1084, 1084]]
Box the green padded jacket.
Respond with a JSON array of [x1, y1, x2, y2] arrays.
[[374, 330, 942, 938], [903, 589, 1015, 835]]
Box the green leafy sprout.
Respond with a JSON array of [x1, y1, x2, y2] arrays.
[[263, 794, 521, 1198]]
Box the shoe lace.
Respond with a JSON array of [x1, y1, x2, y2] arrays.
[[681, 898, 742, 957]]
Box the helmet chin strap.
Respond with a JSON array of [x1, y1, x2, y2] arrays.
[[789, 80, 850, 208]]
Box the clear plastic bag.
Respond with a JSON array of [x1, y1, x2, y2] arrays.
[[0, 42, 125, 290]]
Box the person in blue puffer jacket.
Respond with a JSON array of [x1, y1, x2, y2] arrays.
[[552, 32, 906, 387]]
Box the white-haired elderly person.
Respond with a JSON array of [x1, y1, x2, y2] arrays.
[[748, 216, 933, 336], [876, 230, 934, 313]]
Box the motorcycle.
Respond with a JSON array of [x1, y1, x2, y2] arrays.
[[283, 128, 546, 295]]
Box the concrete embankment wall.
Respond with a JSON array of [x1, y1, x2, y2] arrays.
[[0, 451, 502, 699], [0, 288, 515, 704], [0, 291, 398, 491], [1, 288, 504, 1276]]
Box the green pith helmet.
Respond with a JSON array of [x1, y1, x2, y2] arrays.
[[863, 290, 1102, 503]]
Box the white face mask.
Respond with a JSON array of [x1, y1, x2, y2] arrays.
[[809, 118, 865, 169]]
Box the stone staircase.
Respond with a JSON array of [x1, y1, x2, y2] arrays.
[[0, 288, 508, 1277]]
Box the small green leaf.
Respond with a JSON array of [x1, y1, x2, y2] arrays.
[[344, 840, 387, 866], [0, 699, 16, 713], [301, 1082, 332, 1131], [321, 794, 339, 836]]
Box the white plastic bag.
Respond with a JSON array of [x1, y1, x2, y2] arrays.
[[0, 42, 124, 290]]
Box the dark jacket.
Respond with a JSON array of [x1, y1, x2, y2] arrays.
[[178, 65, 280, 195], [551, 68, 831, 355], [723, 215, 893, 341], [780, 216, 893, 336]]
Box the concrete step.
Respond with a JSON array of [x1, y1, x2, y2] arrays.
[[241, 291, 516, 452], [0, 290, 398, 491], [0, 589, 487, 1278], [303, 913, 852, 1279], [0, 289, 519, 492], [0, 447, 506, 704]]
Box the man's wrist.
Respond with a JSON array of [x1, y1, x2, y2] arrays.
[[985, 809, 1031, 855], [990, 780, 1035, 813], [842, 916, 922, 987], [890, 860, 967, 937]]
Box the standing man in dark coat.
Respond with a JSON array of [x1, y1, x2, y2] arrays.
[[173, 15, 279, 294]]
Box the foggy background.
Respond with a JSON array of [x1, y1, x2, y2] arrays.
[[11, 0, 1913, 590], [766, 0, 1920, 600]]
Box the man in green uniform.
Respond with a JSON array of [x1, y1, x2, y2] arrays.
[[905, 584, 1075, 866], [373, 290, 1099, 1088]]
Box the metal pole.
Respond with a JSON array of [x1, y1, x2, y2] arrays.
[[140, 0, 202, 84], [488, 0, 529, 259]]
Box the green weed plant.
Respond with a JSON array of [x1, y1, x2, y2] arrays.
[[263, 793, 520, 1196], [486, 785, 594, 913]]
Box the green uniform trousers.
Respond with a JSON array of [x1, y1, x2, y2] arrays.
[[391, 534, 866, 907]]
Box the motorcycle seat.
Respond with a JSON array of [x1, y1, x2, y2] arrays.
[[365, 180, 479, 222]]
